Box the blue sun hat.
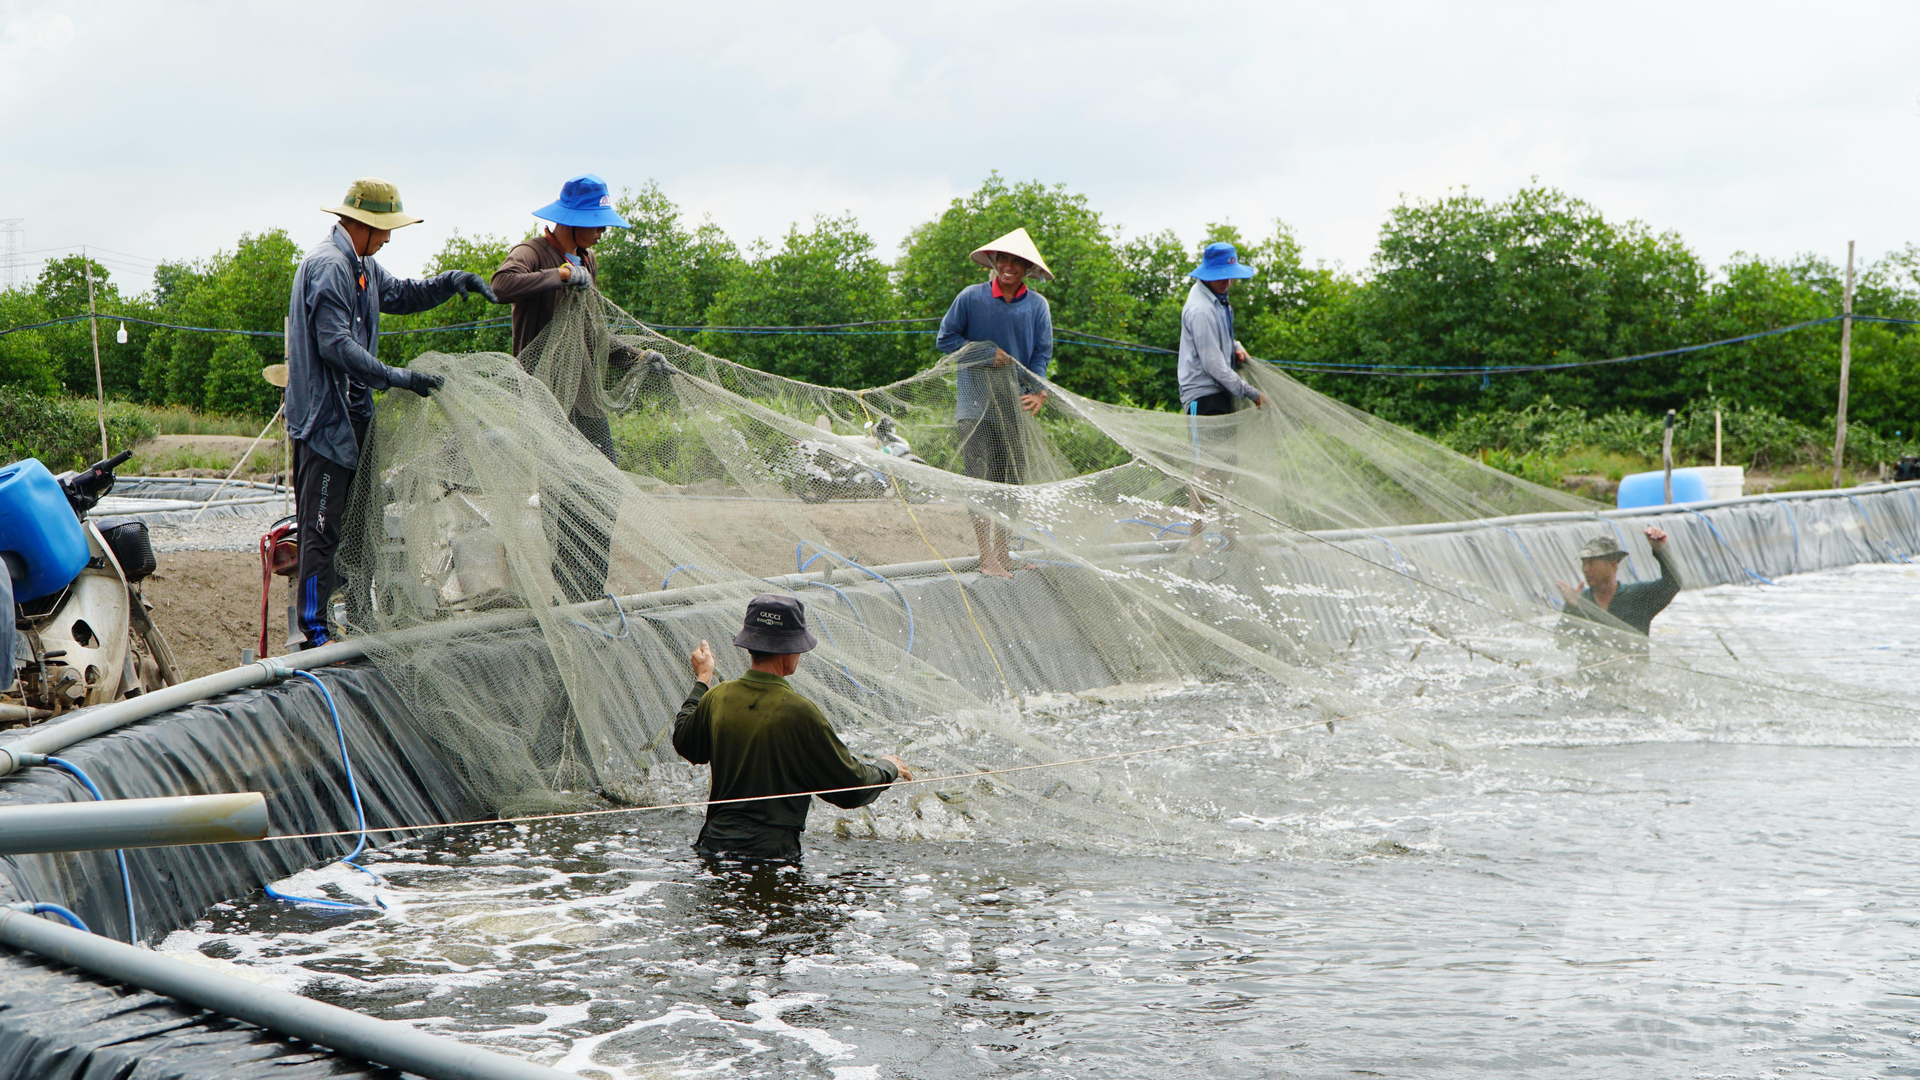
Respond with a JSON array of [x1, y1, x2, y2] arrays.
[[1189, 241, 1256, 281], [532, 174, 630, 229]]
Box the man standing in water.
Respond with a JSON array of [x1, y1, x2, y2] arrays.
[[673, 595, 913, 860], [286, 177, 499, 648], [934, 228, 1055, 578], [1177, 242, 1268, 549], [1558, 525, 1682, 635]]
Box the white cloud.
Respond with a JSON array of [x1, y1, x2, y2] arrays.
[[4, 0, 1919, 295]]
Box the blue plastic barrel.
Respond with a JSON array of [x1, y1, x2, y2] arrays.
[[1617, 468, 1708, 509], [0, 459, 89, 601]]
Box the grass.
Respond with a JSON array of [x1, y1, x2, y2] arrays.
[[135, 404, 279, 438]]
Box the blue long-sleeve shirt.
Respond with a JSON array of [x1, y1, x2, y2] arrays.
[[285, 225, 464, 470], [1177, 281, 1258, 406], [934, 281, 1053, 421]]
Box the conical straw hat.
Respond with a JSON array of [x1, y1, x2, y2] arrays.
[[969, 227, 1054, 282], [261, 363, 289, 388]]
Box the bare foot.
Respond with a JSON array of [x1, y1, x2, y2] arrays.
[[979, 558, 1013, 578]]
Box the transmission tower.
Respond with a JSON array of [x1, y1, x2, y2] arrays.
[[0, 220, 22, 291]]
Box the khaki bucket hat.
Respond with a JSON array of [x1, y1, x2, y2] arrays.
[[323, 177, 423, 230], [970, 227, 1054, 282], [1578, 534, 1628, 561]]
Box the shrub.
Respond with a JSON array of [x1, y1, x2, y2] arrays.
[[0, 388, 157, 472]]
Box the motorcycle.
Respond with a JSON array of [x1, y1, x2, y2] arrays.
[[780, 415, 932, 504], [2, 450, 179, 725]]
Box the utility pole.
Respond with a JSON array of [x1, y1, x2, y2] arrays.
[[0, 219, 22, 290], [1832, 240, 1856, 490], [83, 246, 108, 459]]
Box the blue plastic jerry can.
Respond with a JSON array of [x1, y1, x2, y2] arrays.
[[1617, 468, 1709, 509], [0, 458, 89, 602]]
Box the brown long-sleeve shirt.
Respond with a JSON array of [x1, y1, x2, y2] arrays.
[[672, 670, 898, 859], [491, 235, 599, 358]]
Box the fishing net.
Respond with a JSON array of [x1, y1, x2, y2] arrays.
[[331, 287, 1920, 843]]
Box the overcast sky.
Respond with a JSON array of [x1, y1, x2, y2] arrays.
[[4, 1, 1916, 296]]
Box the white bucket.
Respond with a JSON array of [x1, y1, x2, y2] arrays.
[[1692, 465, 1745, 501]]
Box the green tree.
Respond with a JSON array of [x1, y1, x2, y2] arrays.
[[697, 214, 907, 387], [144, 230, 301, 414], [379, 230, 515, 366], [1309, 185, 1706, 428], [593, 182, 744, 328], [896, 174, 1135, 400], [0, 288, 61, 396]]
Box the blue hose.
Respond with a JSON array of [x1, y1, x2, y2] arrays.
[[264, 671, 380, 911], [1496, 526, 1555, 606], [1682, 508, 1778, 586], [795, 549, 914, 658], [1843, 494, 1913, 564], [796, 580, 882, 695], [568, 592, 632, 640], [1761, 496, 1802, 574], [662, 564, 700, 590], [43, 757, 136, 943], [17, 903, 89, 933], [1363, 534, 1416, 578]]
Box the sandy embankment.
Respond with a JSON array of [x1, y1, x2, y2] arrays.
[[138, 494, 981, 682]]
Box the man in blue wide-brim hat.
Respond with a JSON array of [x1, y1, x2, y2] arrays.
[[1177, 241, 1267, 416], [492, 173, 647, 602]]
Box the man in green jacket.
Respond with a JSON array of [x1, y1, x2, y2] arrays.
[[1557, 525, 1681, 635], [672, 595, 913, 860]]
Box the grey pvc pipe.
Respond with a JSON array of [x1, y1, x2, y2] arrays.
[[0, 906, 570, 1080], [0, 651, 360, 778], [0, 792, 267, 855]]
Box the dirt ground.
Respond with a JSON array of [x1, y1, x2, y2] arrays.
[[135, 496, 987, 681], [140, 549, 275, 680]]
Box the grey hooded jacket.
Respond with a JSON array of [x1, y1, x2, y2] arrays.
[[285, 224, 464, 470]]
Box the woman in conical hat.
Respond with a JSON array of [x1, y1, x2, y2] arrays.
[[935, 227, 1057, 577]]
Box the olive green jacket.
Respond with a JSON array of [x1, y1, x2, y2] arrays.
[[671, 670, 898, 857]]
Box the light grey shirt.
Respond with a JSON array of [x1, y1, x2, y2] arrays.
[[1177, 281, 1257, 406]]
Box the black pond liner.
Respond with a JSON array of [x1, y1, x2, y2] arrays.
[[0, 662, 484, 1079]]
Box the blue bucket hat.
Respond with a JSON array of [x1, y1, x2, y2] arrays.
[[1190, 242, 1256, 282], [532, 174, 630, 229]]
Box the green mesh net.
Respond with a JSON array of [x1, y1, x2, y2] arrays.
[[330, 287, 1916, 843]]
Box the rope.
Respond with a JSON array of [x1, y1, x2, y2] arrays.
[[248, 655, 1636, 846]]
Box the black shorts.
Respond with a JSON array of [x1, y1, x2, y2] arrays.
[[957, 414, 1027, 486]]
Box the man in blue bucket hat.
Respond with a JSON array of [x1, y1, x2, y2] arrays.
[[1177, 242, 1267, 415], [1177, 242, 1267, 548], [493, 174, 649, 602]]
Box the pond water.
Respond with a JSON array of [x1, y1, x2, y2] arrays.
[[164, 564, 1920, 1078]]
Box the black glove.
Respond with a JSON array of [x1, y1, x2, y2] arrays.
[[448, 271, 500, 304], [406, 369, 445, 397]]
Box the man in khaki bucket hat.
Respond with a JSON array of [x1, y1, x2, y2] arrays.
[[283, 177, 502, 649]]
